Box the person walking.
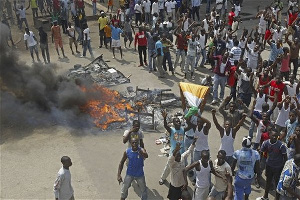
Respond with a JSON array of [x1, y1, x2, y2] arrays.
[[15, 5, 29, 29], [81, 23, 94, 58], [53, 156, 75, 200], [51, 20, 67, 58], [67, 22, 80, 55], [146, 30, 156, 72], [231, 137, 261, 200], [38, 26, 50, 63], [24, 27, 41, 62], [117, 138, 148, 200], [134, 27, 148, 67], [92, 0, 97, 15]]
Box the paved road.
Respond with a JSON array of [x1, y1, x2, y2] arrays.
[[0, 0, 296, 199]]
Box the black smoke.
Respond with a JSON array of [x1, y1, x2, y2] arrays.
[[0, 24, 94, 137]]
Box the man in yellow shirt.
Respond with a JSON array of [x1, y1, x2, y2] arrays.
[[29, 0, 38, 18], [98, 12, 108, 48]]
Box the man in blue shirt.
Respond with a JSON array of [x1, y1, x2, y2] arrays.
[[111, 24, 124, 59], [277, 154, 300, 199], [232, 137, 260, 200], [117, 138, 148, 200], [267, 38, 283, 66], [259, 127, 287, 200], [154, 35, 167, 78], [159, 109, 192, 185]]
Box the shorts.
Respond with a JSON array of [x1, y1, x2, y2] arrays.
[[29, 44, 38, 54], [194, 186, 210, 200], [54, 38, 63, 48], [208, 186, 225, 200], [167, 184, 183, 199], [258, 25, 267, 34], [69, 37, 77, 46], [124, 31, 133, 42], [234, 175, 252, 200], [112, 39, 120, 47]]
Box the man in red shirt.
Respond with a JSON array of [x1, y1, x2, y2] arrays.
[[75, 0, 85, 13], [228, 60, 238, 100], [174, 26, 187, 71], [265, 75, 288, 103], [134, 27, 148, 67], [228, 7, 235, 26]]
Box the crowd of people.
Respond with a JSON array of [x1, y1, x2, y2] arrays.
[[1, 0, 300, 200]]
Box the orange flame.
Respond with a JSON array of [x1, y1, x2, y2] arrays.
[[80, 85, 132, 129]]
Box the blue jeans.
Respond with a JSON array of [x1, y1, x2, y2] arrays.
[[196, 49, 207, 67], [148, 49, 156, 71], [206, 0, 211, 13], [163, 51, 173, 71], [75, 26, 82, 42], [92, 2, 97, 15], [185, 55, 195, 73], [184, 135, 194, 166], [83, 40, 94, 57], [121, 175, 147, 200], [174, 49, 186, 70], [234, 175, 253, 200], [213, 74, 227, 101], [248, 121, 256, 139]]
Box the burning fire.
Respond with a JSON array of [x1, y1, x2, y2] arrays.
[[80, 85, 132, 129]]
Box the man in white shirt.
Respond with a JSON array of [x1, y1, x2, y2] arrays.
[[158, 0, 165, 21], [24, 27, 40, 62], [185, 34, 199, 80], [208, 150, 232, 200], [151, 0, 159, 16], [143, 0, 151, 24], [53, 156, 74, 200], [17, 5, 28, 29], [192, 0, 201, 21], [170, 0, 177, 21], [134, 1, 143, 26], [229, 40, 242, 65], [167, 140, 196, 199], [81, 24, 94, 58], [165, 0, 173, 20]]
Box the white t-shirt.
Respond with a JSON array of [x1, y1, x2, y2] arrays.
[[234, 4, 241, 16], [171, 1, 177, 9], [216, 0, 223, 10], [24, 31, 37, 47], [220, 62, 226, 73], [187, 39, 198, 57], [67, 26, 75, 38], [284, 82, 298, 103], [202, 19, 209, 32], [143, 0, 151, 13], [151, 2, 159, 14], [247, 49, 259, 70], [198, 34, 206, 49], [158, 0, 165, 10], [134, 4, 142, 13], [213, 160, 232, 192], [165, 1, 173, 13], [83, 28, 91, 40], [259, 15, 267, 26], [19, 8, 26, 18]]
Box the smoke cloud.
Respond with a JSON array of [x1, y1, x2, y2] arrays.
[[0, 25, 94, 137]]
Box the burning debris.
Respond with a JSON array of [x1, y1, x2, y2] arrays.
[[67, 55, 130, 86]]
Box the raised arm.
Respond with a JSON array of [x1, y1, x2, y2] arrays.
[[162, 110, 172, 134], [200, 116, 212, 135], [232, 113, 247, 138], [211, 109, 224, 137]]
